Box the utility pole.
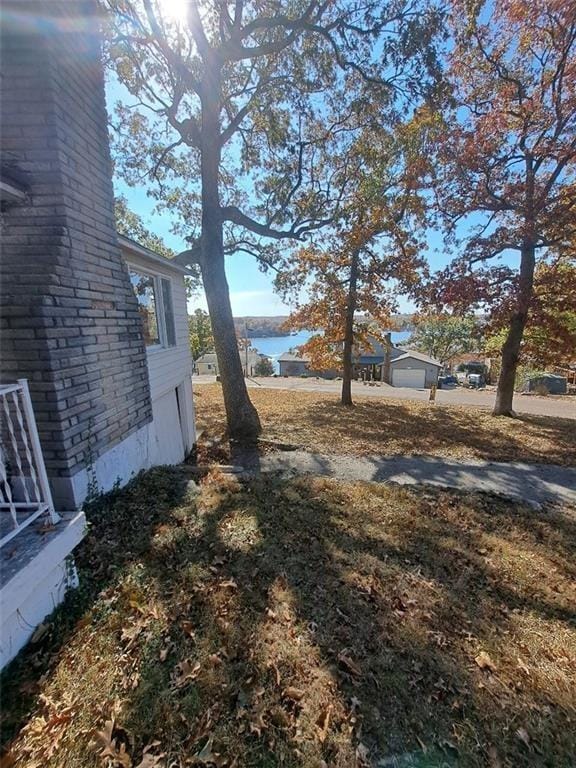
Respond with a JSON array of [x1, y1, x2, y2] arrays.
[[244, 319, 249, 377]]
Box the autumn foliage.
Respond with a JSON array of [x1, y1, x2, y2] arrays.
[[277, 126, 428, 404], [424, 0, 576, 413]]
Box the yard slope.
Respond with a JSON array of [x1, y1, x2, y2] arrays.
[[195, 383, 576, 466], [2, 467, 575, 767]]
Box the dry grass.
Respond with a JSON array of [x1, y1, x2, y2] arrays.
[[2, 467, 575, 767], [195, 384, 576, 466]]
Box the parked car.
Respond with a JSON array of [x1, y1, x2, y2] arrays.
[[467, 373, 485, 388], [438, 375, 458, 388]]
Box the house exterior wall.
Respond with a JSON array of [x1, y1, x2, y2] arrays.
[[390, 358, 440, 388], [0, 0, 152, 507], [196, 360, 219, 375], [123, 248, 196, 461], [279, 360, 309, 376], [124, 251, 192, 403]]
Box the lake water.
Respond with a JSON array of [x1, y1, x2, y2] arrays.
[[249, 330, 412, 373]]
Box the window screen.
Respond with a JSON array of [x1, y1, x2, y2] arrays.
[[129, 269, 160, 346], [161, 278, 176, 347]]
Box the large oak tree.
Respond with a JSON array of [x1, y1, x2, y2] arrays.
[[427, 0, 576, 415], [408, 314, 478, 366], [104, 0, 442, 439]]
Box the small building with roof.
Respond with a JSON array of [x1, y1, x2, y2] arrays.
[[389, 350, 442, 388], [278, 351, 311, 377]]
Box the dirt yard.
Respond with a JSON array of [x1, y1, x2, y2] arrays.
[[2, 467, 575, 767], [194, 384, 576, 466]]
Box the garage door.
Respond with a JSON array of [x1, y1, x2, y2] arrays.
[[392, 368, 426, 388]]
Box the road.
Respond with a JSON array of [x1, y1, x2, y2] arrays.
[[193, 374, 576, 420]]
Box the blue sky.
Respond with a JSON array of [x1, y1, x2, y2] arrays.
[[107, 79, 508, 318], [114, 176, 289, 315], [113, 171, 458, 317]]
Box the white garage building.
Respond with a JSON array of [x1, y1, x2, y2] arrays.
[[390, 351, 442, 389]]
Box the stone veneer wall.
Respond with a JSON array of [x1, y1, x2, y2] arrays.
[[0, 0, 152, 506]]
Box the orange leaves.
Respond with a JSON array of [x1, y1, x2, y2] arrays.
[[16, 693, 78, 766], [93, 706, 164, 767], [474, 651, 497, 673]]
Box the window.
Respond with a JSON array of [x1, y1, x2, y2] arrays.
[[161, 277, 176, 347], [129, 268, 176, 349]]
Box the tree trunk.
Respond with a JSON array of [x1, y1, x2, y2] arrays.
[[200, 62, 261, 441], [341, 249, 360, 406], [493, 152, 537, 418], [382, 332, 392, 383], [493, 240, 536, 416]]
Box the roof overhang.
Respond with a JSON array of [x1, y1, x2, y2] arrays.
[[118, 234, 194, 277], [391, 353, 442, 367]]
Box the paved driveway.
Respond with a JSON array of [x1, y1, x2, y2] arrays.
[[193, 374, 576, 420], [252, 450, 576, 507]]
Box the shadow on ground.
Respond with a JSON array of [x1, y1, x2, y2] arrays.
[[258, 450, 576, 507], [3, 467, 576, 767], [302, 399, 575, 466], [194, 385, 576, 467]]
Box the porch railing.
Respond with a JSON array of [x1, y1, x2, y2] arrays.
[[0, 379, 60, 548]]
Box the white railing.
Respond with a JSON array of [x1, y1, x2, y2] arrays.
[[0, 379, 60, 548]]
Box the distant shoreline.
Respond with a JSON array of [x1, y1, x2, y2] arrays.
[[233, 315, 414, 338]]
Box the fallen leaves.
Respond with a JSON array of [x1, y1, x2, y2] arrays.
[[282, 686, 305, 702], [337, 651, 362, 677], [475, 651, 497, 673], [515, 727, 531, 748], [195, 383, 576, 466], [218, 578, 238, 590], [5, 468, 576, 768], [95, 718, 131, 767], [94, 710, 165, 768], [171, 659, 201, 689], [315, 704, 333, 743], [191, 736, 218, 765], [11, 693, 78, 766]]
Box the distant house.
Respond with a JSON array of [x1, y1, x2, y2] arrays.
[[278, 351, 311, 377], [351, 336, 441, 388], [352, 337, 441, 388], [195, 352, 220, 375], [239, 347, 270, 376], [278, 341, 440, 387], [196, 347, 269, 377], [278, 351, 340, 379], [352, 336, 389, 380]]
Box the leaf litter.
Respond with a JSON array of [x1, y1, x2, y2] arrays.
[[2, 466, 575, 767]]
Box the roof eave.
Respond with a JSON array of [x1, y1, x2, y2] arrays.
[[118, 234, 193, 276]]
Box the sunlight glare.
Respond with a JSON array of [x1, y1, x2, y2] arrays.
[[158, 0, 189, 24]]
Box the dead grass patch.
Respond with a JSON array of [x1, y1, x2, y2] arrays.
[[2, 467, 575, 767], [195, 384, 576, 466]]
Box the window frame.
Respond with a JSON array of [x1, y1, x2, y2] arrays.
[[128, 264, 177, 352]]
